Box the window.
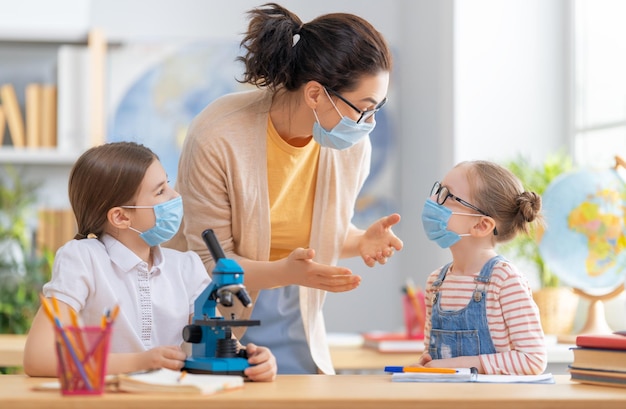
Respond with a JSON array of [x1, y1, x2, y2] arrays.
[[574, 0, 626, 166]]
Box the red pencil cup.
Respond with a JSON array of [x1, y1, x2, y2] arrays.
[[403, 294, 425, 339], [54, 325, 112, 396]]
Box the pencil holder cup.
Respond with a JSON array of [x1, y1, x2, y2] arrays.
[[54, 325, 112, 396], [403, 294, 425, 339]]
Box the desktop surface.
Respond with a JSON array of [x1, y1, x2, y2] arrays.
[[1, 374, 625, 409]]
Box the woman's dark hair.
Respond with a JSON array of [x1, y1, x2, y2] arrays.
[[237, 3, 392, 92], [68, 142, 158, 239]]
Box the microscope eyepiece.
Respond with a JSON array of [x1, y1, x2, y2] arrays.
[[202, 229, 226, 261]]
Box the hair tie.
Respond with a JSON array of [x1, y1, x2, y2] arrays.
[[292, 24, 303, 47], [87, 233, 98, 239], [292, 33, 301, 47]]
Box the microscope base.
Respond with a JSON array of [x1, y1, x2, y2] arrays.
[[183, 357, 250, 376]]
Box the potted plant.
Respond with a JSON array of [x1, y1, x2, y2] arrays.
[[499, 153, 580, 335], [0, 166, 52, 373]]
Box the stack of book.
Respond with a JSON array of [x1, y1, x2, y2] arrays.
[[569, 331, 626, 388], [0, 83, 57, 149]]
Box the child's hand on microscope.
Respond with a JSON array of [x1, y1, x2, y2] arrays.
[[138, 345, 187, 371], [242, 343, 277, 382]]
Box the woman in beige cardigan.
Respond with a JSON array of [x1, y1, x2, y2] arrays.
[[167, 3, 403, 374]]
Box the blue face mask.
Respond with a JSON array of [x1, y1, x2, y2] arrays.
[[124, 196, 183, 246], [312, 116, 375, 150], [421, 198, 481, 248], [311, 88, 376, 150]]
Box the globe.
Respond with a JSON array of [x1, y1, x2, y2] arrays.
[[538, 167, 626, 296]]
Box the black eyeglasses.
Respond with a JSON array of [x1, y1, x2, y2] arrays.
[[431, 181, 489, 215], [430, 182, 498, 235], [325, 88, 387, 124]]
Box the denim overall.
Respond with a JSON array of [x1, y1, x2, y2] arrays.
[[428, 255, 503, 359]]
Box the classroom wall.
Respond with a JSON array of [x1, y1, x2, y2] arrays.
[[1, 0, 572, 333]]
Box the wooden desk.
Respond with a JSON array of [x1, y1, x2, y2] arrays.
[[330, 346, 417, 373], [1, 374, 625, 409], [0, 334, 27, 367], [0, 334, 576, 374], [329, 339, 575, 374]]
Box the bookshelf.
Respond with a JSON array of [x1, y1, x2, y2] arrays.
[[0, 28, 107, 254], [0, 28, 106, 164]]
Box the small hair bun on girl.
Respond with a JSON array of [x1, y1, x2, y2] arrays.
[[518, 191, 541, 223]]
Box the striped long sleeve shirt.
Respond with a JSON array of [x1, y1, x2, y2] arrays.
[[423, 260, 548, 375]]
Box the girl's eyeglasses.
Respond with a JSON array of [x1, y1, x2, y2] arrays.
[[430, 181, 498, 235]]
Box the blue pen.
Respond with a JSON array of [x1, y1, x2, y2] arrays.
[[384, 366, 459, 374]]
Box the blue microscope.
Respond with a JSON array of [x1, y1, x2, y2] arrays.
[[182, 229, 260, 375]]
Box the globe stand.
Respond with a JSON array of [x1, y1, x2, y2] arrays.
[[557, 283, 624, 344]]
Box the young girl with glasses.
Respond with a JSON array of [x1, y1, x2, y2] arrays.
[[418, 160, 547, 375], [23, 142, 277, 381]]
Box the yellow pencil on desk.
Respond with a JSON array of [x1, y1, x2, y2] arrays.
[[384, 366, 458, 374]]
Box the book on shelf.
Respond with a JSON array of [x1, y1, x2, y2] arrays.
[[57, 45, 90, 153], [362, 331, 425, 353], [390, 368, 555, 384], [0, 106, 6, 143], [0, 83, 26, 148], [36, 209, 77, 255], [25, 83, 42, 148], [569, 367, 626, 389], [40, 84, 57, 148], [575, 332, 626, 351]]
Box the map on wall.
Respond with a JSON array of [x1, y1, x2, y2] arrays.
[[106, 41, 398, 226]]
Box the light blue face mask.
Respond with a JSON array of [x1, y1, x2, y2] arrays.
[[312, 115, 375, 150], [311, 89, 376, 150], [421, 198, 481, 248], [124, 195, 183, 246]]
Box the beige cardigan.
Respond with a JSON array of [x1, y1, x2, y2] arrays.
[[167, 89, 371, 374]]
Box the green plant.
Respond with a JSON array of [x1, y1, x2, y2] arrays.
[[499, 153, 574, 288], [0, 166, 52, 372]]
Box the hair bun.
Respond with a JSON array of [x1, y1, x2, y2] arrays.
[[518, 191, 541, 223]]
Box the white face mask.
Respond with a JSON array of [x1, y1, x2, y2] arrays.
[[311, 89, 376, 150]]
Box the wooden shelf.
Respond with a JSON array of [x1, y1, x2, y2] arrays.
[[0, 28, 89, 44], [0, 148, 80, 165]]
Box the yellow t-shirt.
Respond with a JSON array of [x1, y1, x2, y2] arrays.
[[267, 118, 320, 261]]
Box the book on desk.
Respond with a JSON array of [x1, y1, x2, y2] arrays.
[[569, 331, 626, 388], [362, 332, 425, 353], [34, 368, 244, 395]]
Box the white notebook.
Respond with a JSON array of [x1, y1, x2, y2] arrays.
[[117, 368, 244, 394], [391, 368, 555, 384]]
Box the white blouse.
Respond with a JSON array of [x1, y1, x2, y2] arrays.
[[43, 234, 211, 353]]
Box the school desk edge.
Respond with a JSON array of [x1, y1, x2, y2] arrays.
[[1, 374, 626, 409]]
